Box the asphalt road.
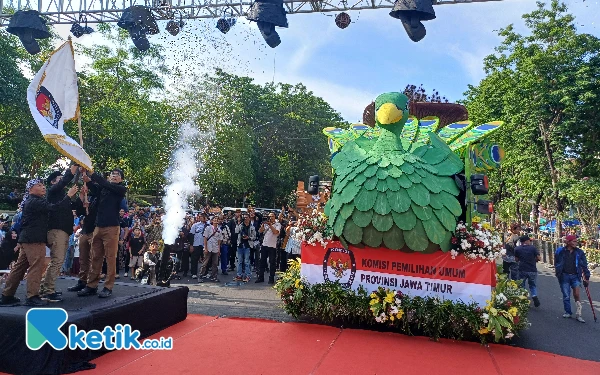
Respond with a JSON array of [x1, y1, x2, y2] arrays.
[[119, 263, 600, 361], [510, 263, 600, 362]]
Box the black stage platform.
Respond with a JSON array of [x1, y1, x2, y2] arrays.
[[0, 277, 189, 375]]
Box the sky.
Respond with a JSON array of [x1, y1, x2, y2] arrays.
[[50, 0, 600, 122]]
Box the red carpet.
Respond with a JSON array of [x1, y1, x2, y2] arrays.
[[4, 315, 598, 374], [84, 315, 600, 375]]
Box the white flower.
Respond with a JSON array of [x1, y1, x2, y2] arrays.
[[482, 313, 489, 320], [500, 248, 507, 255], [505, 332, 514, 339], [390, 306, 399, 314]]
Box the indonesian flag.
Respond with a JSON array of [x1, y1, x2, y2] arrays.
[[27, 40, 93, 171]]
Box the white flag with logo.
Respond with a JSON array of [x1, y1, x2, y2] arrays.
[[27, 40, 93, 171]]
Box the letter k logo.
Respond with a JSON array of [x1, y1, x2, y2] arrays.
[[26, 308, 68, 350]]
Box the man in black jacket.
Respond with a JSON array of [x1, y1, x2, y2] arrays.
[[68, 182, 98, 292], [39, 165, 79, 302], [0, 179, 77, 306], [78, 169, 127, 298]]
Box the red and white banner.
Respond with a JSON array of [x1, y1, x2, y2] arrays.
[[301, 241, 496, 308]]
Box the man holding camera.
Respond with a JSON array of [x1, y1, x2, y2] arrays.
[[256, 213, 280, 284], [235, 214, 256, 282]]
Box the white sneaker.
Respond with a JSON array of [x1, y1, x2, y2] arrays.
[[576, 315, 585, 323], [124, 273, 128, 277], [191, 275, 197, 279], [563, 313, 571, 318]]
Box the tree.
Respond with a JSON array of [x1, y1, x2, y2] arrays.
[[463, 1, 600, 236], [180, 69, 344, 207]]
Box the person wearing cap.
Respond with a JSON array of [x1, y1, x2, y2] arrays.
[[0, 179, 78, 306], [555, 235, 591, 322], [39, 165, 79, 302], [78, 168, 127, 298], [502, 223, 521, 280], [514, 235, 541, 307]]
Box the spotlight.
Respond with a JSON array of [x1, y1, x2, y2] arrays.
[[166, 15, 185, 36], [389, 0, 436, 42], [335, 12, 351, 29], [246, 0, 288, 48], [117, 6, 159, 52], [70, 15, 94, 38], [6, 10, 51, 55], [216, 18, 236, 34]]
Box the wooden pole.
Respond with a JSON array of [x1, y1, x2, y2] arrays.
[[78, 112, 84, 147]]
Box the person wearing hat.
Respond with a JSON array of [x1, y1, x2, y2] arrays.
[[0, 179, 78, 306], [39, 165, 79, 302], [555, 235, 591, 322], [502, 223, 521, 280], [514, 235, 541, 307], [78, 168, 127, 298]]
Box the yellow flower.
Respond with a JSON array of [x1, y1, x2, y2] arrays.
[[370, 293, 378, 299], [396, 310, 404, 319], [472, 216, 481, 223], [508, 307, 518, 316], [384, 293, 395, 303], [478, 327, 489, 335], [489, 307, 498, 316], [390, 315, 395, 321], [369, 299, 379, 305], [482, 223, 491, 230], [294, 279, 302, 289]]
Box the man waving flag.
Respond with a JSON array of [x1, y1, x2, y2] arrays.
[[27, 39, 93, 171]]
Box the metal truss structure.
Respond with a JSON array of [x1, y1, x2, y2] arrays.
[[0, 0, 503, 26]]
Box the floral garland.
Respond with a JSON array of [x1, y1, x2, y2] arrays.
[[276, 259, 531, 344], [450, 218, 504, 262], [293, 209, 333, 247]]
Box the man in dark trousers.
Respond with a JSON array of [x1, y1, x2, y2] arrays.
[[555, 235, 591, 323], [514, 235, 541, 307], [67, 182, 98, 292], [78, 169, 127, 298], [0, 179, 77, 306], [39, 165, 79, 302]]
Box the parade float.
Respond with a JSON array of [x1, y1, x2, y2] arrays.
[[276, 92, 531, 343]]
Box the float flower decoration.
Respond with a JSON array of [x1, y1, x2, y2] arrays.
[[479, 272, 530, 342], [450, 219, 504, 262], [369, 287, 405, 325], [293, 209, 333, 247]]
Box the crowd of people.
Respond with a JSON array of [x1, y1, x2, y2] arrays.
[[0, 163, 305, 307]]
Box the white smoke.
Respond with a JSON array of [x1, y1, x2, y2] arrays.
[[161, 122, 201, 245]]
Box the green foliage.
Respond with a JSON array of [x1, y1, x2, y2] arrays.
[[275, 259, 531, 344], [180, 69, 343, 206], [463, 0, 600, 228]]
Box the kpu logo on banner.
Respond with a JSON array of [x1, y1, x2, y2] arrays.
[[26, 308, 173, 351], [35, 86, 62, 129], [322, 247, 357, 288]]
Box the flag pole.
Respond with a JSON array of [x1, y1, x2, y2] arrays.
[[78, 110, 84, 147]]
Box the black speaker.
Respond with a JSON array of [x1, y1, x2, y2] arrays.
[[307, 175, 319, 195], [470, 174, 489, 195], [475, 199, 493, 215]]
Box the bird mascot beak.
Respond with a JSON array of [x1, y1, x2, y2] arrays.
[[376, 103, 403, 125]]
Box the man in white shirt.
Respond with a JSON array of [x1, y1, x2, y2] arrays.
[[188, 214, 207, 279], [199, 217, 222, 282], [256, 213, 280, 284]]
